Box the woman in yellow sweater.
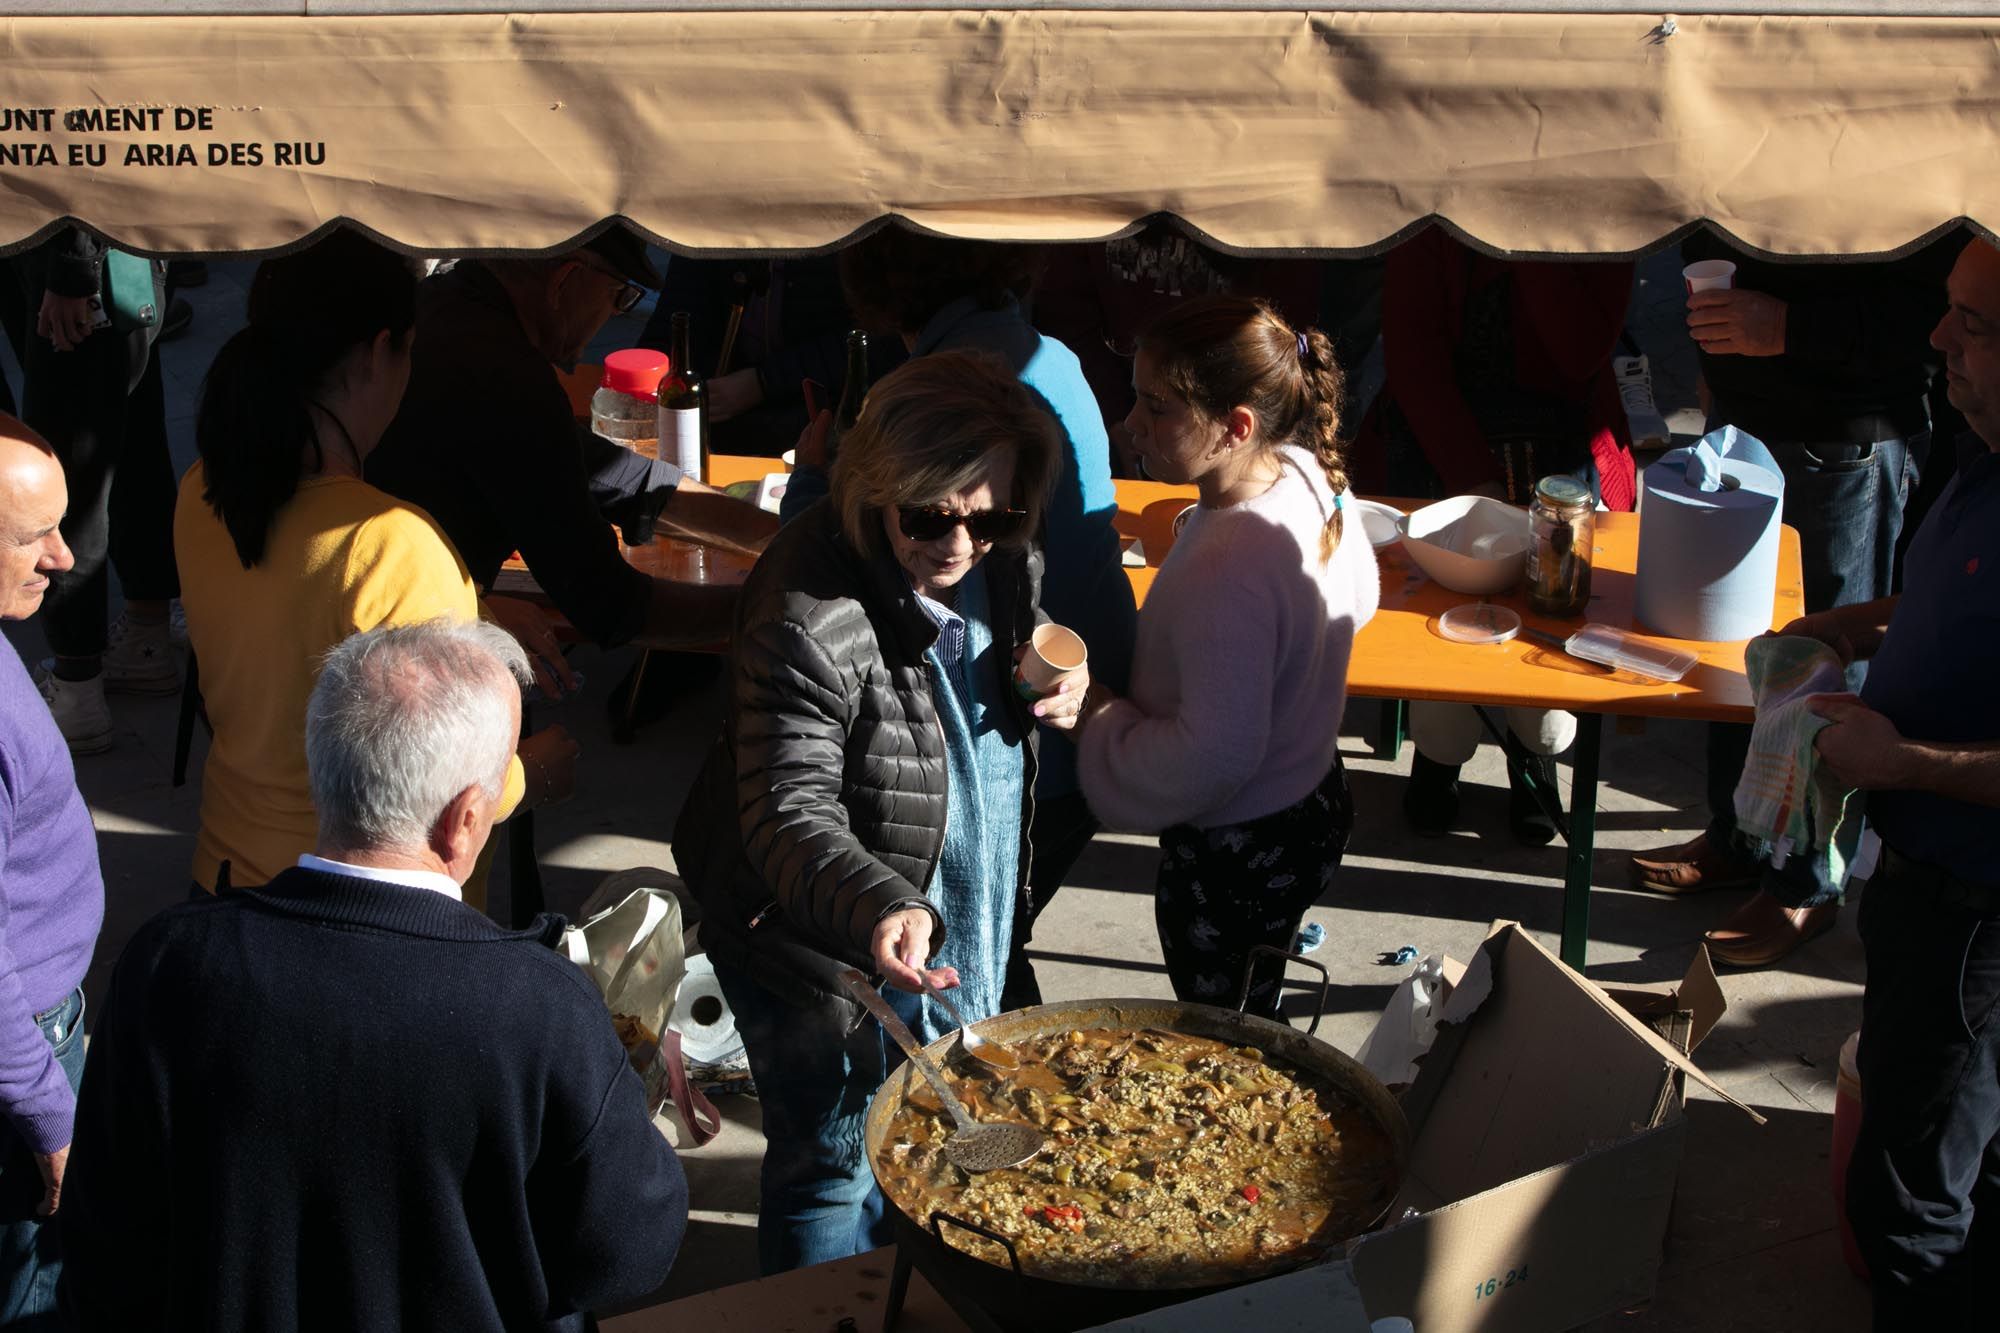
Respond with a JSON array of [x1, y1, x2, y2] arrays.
[[175, 231, 576, 903]]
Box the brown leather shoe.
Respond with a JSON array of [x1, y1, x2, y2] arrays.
[[1630, 832, 1761, 896], [1703, 890, 1838, 968]]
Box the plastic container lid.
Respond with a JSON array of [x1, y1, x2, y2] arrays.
[[1563, 624, 1699, 682], [1437, 603, 1522, 644], [600, 348, 670, 401]]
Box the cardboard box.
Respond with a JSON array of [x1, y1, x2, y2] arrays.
[[1347, 922, 1758, 1333]]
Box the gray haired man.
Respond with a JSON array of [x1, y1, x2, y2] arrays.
[[58, 619, 687, 1332]]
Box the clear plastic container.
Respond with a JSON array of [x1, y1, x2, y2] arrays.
[[1437, 603, 1521, 644], [591, 348, 670, 455], [1524, 624, 1699, 682]]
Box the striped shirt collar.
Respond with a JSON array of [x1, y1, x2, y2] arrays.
[[912, 590, 966, 667]]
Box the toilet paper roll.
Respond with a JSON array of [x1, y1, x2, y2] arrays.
[[669, 954, 744, 1066], [1635, 445, 1785, 642]]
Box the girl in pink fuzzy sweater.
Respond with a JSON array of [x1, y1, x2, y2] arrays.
[[1076, 297, 1379, 1018]]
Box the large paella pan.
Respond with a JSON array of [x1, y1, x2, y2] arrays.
[[861, 980, 1409, 1331]]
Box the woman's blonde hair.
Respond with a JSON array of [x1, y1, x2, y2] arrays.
[[831, 350, 1061, 556], [1138, 296, 1349, 560]]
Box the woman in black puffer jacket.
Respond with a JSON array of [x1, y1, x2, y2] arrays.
[[674, 351, 1089, 1274]]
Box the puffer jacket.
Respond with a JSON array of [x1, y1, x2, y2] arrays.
[[674, 501, 1043, 1012]]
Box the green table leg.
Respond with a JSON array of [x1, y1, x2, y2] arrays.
[[1374, 698, 1407, 760], [1560, 712, 1603, 970]]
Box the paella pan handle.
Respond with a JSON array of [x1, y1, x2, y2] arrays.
[[1236, 945, 1331, 1037], [928, 1209, 1024, 1277]]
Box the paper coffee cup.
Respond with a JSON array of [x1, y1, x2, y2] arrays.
[[1015, 623, 1087, 699], [1683, 260, 1737, 294]]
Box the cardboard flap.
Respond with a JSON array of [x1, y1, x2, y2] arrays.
[[1676, 945, 1727, 1054], [1494, 923, 1765, 1126], [1437, 946, 1493, 1026], [1439, 954, 1469, 990]]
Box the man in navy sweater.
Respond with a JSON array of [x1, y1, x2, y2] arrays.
[[1787, 237, 2000, 1326], [58, 619, 688, 1331]]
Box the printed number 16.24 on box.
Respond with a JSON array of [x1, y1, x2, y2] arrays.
[[1473, 1265, 1529, 1301]]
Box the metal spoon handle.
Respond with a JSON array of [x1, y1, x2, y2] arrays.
[[918, 973, 975, 1033], [839, 969, 977, 1133]]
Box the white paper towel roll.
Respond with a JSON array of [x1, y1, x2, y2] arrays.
[[669, 954, 744, 1066], [1635, 446, 1785, 642]]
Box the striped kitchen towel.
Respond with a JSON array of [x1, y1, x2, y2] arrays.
[[1733, 635, 1868, 888]]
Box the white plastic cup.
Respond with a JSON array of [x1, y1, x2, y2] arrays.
[[1683, 260, 1737, 294], [1014, 623, 1087, 699]]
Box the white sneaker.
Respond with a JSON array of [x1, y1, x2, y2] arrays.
[[34, 668, 114, 756], [102, 613, 181, 695], [1613, 355, 1673, 450]]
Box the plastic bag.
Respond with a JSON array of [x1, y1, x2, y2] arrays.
[[562, 868, 721, 1146], [1354, 954, 1453, 1088]]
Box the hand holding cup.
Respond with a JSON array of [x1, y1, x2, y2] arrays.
[[1683, 258, 1786, 357], [1014, 623, 1090, 731]]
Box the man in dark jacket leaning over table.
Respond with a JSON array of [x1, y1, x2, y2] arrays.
[[367, 229, 775, 654], [1790, 236, 2000, 1328], [58, 619, 687, 1332]]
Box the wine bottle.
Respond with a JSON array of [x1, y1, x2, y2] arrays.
[[659, 311, 708, 484], [829, 329, 870, 463]]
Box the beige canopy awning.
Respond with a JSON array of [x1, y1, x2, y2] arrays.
[[0, 4, 1995, 259]]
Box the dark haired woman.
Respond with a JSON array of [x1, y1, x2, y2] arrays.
[[174, 231, 574, 903], [1075, 297, 1379, 1020]]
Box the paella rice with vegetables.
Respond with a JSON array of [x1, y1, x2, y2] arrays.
[[876, 1025, 1398, 1286]]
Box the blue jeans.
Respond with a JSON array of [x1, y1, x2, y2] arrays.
[[0, 988, 85, 1329], [1705, 428, 1925, 909], [711, 957, 918, 1274]]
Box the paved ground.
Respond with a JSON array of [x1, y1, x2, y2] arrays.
[[1, 247, 1871, 1329]]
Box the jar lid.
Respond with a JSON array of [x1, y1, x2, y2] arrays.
[[1534, 475, 1592, 513], [1437, 603, 1522, 645], [601, 347, 670, 401]]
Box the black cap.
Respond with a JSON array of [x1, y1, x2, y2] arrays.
[[580, 227, 660, 289]]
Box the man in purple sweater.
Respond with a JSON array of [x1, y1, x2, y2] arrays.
[[0, 414, 104, 1324]]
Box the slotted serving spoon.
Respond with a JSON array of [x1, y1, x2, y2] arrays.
[[840, 969, 1045, 1173], [918, 974, 1020, 1072]]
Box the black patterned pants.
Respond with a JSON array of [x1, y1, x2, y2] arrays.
[[1155, 756, 1353, 1022]]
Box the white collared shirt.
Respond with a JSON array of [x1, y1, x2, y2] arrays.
[[296, 853, 463, 903]]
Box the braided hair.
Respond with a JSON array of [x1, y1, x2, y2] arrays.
[[1137, 296, 1350, 560]]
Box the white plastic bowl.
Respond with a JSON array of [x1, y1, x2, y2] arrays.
[[1350, 498, 1404, 549], [1398, 496, 1531, 595]]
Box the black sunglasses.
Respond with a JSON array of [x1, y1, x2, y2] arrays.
[[896, 505, 1029, 544], [573, 258, 647, 313]]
